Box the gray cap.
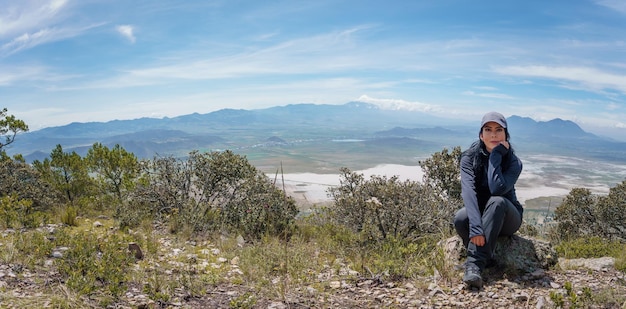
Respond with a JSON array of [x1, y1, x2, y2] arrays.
[[481, 111, 507, 128]]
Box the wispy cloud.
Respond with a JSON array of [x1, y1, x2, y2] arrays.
[[595, 0, 626, 14], [0, 64, 47, 85], [462, 91, 515, 100], [0, 1, 103, 56], [493, 65, 626, 94], [0, 63, 80, 86], [115, 25, 136, 43], [0, 0, 69, 38], [1, 23, 103, 57]]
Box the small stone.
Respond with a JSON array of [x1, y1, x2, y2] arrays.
[[329, 281, 341, 289], [236, 235, 245, 246], [129, 242, 144, 260], [93, 221, 103, 227], [51, 251, 63, 258], [515, 292, 530, 302], [536, 296, 546, 309]]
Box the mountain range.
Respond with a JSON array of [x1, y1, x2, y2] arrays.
[[6, 102, 626, 170]]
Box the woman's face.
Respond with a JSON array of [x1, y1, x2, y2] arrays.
[[480, 122, 506, 153]]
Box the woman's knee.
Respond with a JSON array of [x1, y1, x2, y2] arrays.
[[453, 208, 468, 230], [487, 196, 506, 206]]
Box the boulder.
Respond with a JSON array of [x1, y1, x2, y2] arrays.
[[441, 234, 558, 273]]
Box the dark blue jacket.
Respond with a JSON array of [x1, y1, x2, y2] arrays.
[[460, 143, 523, 238]]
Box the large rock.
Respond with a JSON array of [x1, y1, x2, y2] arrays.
[[441, 234, 558, 273]]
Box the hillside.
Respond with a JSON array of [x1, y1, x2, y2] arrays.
[[6, 102, 626, 169]]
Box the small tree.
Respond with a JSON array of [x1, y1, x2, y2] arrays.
[[595, 180, 626, 241], [33, 144, 95, 204], [0, 157, 60, 211], [419, 146, 462, 201], [86, 143, 140, 201], [0, 108, 29, 153], [553, 181, 626, 243], [552, 188, 598, 242]]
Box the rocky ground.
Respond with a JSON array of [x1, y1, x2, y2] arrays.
[[1, 223, 625, 308], [2, 255, 625, 308]]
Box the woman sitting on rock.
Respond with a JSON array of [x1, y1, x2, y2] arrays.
[[453, 111, 524, 288]]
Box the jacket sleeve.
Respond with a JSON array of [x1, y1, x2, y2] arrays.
[[460, 154, 483, 238], [487, 144, 522, 196]]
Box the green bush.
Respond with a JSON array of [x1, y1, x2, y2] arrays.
[[0, 194, 43, 229], [131, 151, 298, 239], [220, 172, 298, 240], [553, 180, 626, 243], [55, 229, 134, 304], [328, 167, 455, 242], [60, 205, 78, 226], [169, 199, 221, 235]]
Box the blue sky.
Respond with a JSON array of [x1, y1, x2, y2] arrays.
[[1, 0, 626, 140]]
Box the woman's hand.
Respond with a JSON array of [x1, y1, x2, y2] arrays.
[[470, 235, 485, 246], [500, 141, 509, 149]]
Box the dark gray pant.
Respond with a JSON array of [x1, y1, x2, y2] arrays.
[[453, 196, 522, 270]]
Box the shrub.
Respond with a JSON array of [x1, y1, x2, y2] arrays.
[[328, 167, 456, 242], [553, 180, 626, 243], [55, 229, 134, 304], [130, 150, 298, 239], [220, 172, 298, 240], [0, 194, 43, 229], [418, 146, 462, 201], [0, 158, 61, 211], [61, 205, 78, 226]]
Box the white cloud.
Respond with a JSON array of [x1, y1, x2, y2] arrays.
[[116, 25, 135, 43], [462, 91, 514, 100], [1, 23, 102, 56], [356, 95, 442, 112], [494, 65, 626, 94], [607, 102, 621, 110], [595, 0, 626, 14], [0, 0, 69, 38]]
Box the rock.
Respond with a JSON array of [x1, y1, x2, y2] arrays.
[[236, 235, 245, 247], [93, 221, 103, 227], [441, 234, 558, 273], [128, 242, 144, 260]]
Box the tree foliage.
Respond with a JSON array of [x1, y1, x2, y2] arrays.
[[328, 166, 457, 242], [129, 150, 297, 239], [0, 108, 29, 153], [86, 143, 140, 200], [418, 146, 462, 201], [33, 144, 95, 204], [0, 156, 60, 210], [553, 181, 626, 242]]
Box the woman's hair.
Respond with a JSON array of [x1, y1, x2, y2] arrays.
[[462, 127, 514, 177]]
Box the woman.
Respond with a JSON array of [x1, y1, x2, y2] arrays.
[[453, 111, 523, 288]]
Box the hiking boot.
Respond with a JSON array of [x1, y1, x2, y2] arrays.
[[463, 263, 483, 288]]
